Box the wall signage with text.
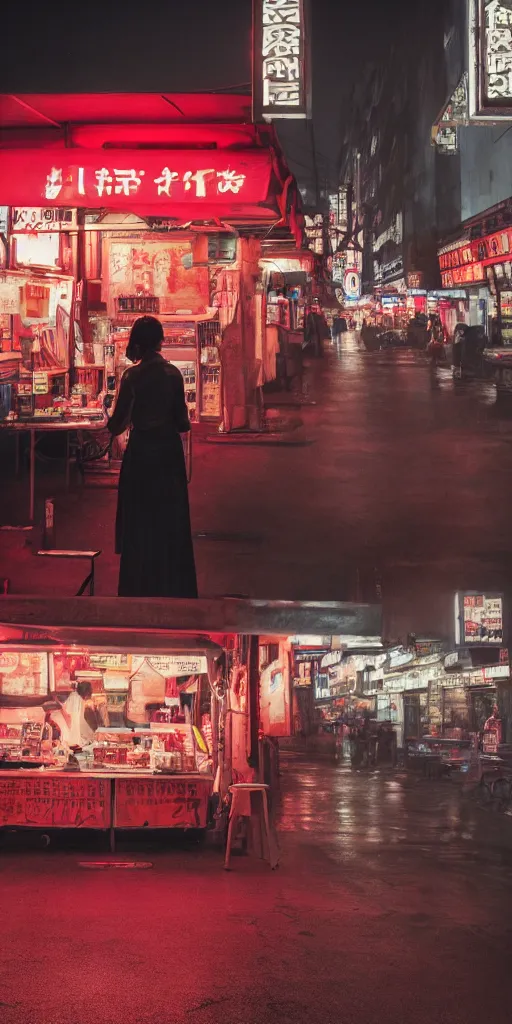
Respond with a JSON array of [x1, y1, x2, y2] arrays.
[[469, 0, 512, 119], [253, 0, 311, 121]]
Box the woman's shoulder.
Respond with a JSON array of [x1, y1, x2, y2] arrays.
[[121, 364, 138, 383]]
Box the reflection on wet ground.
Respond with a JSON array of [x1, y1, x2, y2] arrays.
[[277, 752, 512, 873]]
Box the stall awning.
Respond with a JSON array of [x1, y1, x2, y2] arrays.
[[0, 93, 253, 128]]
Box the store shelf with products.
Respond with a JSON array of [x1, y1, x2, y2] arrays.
[[84, 313, 222, 424]]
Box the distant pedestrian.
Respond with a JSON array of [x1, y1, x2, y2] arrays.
[[332, 315, 347, 344], [107, 316, 198, 598]]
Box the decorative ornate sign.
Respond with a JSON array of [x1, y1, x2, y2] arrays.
[[469, 0, 512, 118], [253, 0, 311, 120]]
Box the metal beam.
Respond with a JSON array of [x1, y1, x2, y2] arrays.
[[0, 596, 381, 641]]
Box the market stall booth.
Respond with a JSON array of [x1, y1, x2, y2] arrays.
[[0, 634, 219, 844], [0, 596, 381, 846]]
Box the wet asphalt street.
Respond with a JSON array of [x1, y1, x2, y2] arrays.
[[1, 755, 512, 1024], [1, 333, 512, 636]]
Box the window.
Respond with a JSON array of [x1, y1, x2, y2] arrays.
[[208, 233, 237, 262]]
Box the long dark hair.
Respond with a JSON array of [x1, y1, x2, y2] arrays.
[[126, 316, 164, 363]]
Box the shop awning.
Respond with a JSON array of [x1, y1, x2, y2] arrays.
[[0, 93, 253, 128], [0, 94, 305, 247]]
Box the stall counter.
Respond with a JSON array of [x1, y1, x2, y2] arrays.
[[0, 769, 213, 845]]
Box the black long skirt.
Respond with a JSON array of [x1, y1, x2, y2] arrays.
[[115, 430, 197, 598]]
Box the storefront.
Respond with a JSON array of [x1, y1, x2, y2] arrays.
[[259, 250, 314, 390], [437, 237, 489, 332], [438, 201, 512, 346], [0, 93, 305, 436]]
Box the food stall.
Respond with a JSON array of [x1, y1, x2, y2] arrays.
[[0, 596, 382, 847], [0, 636, 219, 846]]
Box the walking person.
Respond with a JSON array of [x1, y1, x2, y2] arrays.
[[332, 315, 347, 345], [107, 315, 198, 598]]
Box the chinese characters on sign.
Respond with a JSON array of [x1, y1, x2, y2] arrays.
[[45, 165, 247, 202], [114, 777, 210, 829], [0, 776, 111, 828], [438, 228, 512, 287], [254, 0, 311, 119], [0, 150, 272, 209], [469, 1, 512, 116], [484, 0, 512, 102]]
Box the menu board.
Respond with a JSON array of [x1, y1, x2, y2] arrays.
[[114, 776, 210, 829], [0, 650, 48, 696], [0, 775, 111, 828]]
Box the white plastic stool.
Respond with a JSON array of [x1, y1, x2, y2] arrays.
[[224, 783, 279, 870]]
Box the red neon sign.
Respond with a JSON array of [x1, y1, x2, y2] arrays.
[[441, 263, 486, 287], [0, 149, 273, 208], [475, 228, 512, 263]]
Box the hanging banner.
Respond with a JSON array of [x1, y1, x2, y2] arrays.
[[253, 0, 312, 121], [468, 0, 512, 119]]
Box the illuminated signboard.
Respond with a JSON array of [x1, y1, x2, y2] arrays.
[[438, 227, 512, 286], [455, 592, 504, 646], [253, 0, 311, 121], [439, 243, 476, 270], [305, 213, 324, 255], [468, 0, 512, 118], [440, 264, 486, 287], [343, 268, 361, 300], [475, 227, 512, 261], [0, 150, 272, 208]]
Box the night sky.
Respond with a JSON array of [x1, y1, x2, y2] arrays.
[[3, 0, 409, 193]]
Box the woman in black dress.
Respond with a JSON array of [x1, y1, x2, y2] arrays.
[[107, 316, 197, 598]]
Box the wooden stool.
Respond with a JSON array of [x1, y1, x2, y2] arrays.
[[36, 549, 101, 595], [224, 783, 279, 870]]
